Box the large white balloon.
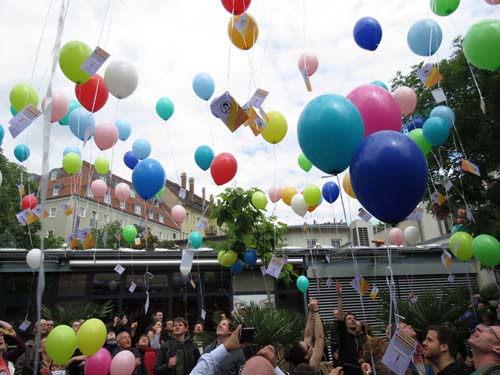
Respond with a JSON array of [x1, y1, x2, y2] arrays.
[[26, 248, 44, 270], [104, 61, 139, 99], [291, 194, 308, 217], [404, 226, 420, 245]]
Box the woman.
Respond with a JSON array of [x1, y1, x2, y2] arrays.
[[136, 335, 156, 375]]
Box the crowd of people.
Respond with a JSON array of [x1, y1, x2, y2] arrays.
[[2, 283, 500, 375]]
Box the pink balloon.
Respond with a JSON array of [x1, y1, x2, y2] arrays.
[[388, 227, 404, 246], [42, 92, 69, 122], [85, 348, 111, 375], [94, 123, 119, 151], [114, 182, 130, 202], [297, 53, 319, 76], [347, 84, 402, 137], [485, 0, 500, 4], [110, 350, 135, 375], [91, 180, 107, 198], [171, 205, 186, 223], [268, 186, 281, 203], [392, 86, 417, 116]]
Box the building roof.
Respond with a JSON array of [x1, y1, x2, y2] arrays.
[[165, 179, 212, 213]]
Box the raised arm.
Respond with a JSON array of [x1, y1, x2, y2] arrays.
[[309, 301, 325, 371], [336, 281, 344, 320], [304, 299, 316, 345]]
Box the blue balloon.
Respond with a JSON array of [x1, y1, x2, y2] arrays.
[[192, 72, 215, 101], [14, 144, 30, 162], [405, 115, 426, 132], [430, 105, 455, 128], [132, 158, 166, 200], [297, 94, 365, 175], [243, 249, 258, 267], [194, 145, 214, 171], [124, 151, 139, 170], [423, 116, 449, 146], [407, 19, 443, 56], [68, 107, 95, 141], [156, 97, 175, 121], [59, 99, 81, 126], [371, 81, 389, 91], [115, 119, 132, 141], [10, 106, 18, 117], [322, 181, 340, 204], [0, 124, 4, 145], [189, 231, 203, 249], [350, 131, 428, 224], [296, 275, 309, 293], [132, 138, 151, 160], [230, 260, 245, 275], [63, 146, 81, 157], [354, 17, 383, 51]]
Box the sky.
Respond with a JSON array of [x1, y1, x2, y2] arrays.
[[0, 0, 498, 227]]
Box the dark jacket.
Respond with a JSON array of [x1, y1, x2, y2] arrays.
[[154, 337, 200, 375]]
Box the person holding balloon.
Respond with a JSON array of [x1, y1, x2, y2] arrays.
[[113, 331, 146, 375]]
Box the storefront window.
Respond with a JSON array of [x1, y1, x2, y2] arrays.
[[58, 273, 87, 297], [92, 273, 121, 295]]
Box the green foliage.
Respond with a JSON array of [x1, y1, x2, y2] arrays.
[[42, 300, 115, 325], [478, 283, 500, 302], [44, 234, 65, 249], [91, 220, 122, 249]]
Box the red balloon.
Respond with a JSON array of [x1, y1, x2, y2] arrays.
[[22, 194, 38, 210], [221, 0, 251, 15], [210, 153, 237, 185], [75, 74, 109, 112]]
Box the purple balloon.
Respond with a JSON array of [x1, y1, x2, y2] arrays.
[[124, 151, 138, 170], [85, 348, 111, 375]]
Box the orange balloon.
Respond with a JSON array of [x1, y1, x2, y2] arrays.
[[281, 186, 297, 206], [342, 172, 357, 199], [227, 13, 259, 50]]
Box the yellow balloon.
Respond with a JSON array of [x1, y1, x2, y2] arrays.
[[227, 13, 259, 50], [342, 172, 357, 199], [281, 186, 297, 206], [76, 318, 106, 357], [261, 111, 288, 144]]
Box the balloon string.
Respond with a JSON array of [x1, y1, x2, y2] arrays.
[[430, 150, 456, 225], [206, 101, 216, 153], [96, 0, 112, 47], [165, 125, 180, 186]]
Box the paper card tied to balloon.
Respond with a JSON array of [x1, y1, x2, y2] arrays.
[[351, 274, 370, 296], [265, 256, 285, 279], [17, 184, 25, 197], [82, 231, 95, 250], [416, 63, 443, 88], [195, 218, 208, 231], [248, 88, 268, 109], [80, 46, 110, 76], [60, 202, 74, 216], [461, 159, 480, 176], [370, 285, 379, 300], [299, 67, 312, 92], [8, 105, 42, 139], [210, 91, 248, 132], [431, 88, 447, 103], [381, 328, 418, 375], [243, 105, 266, 136], [358, 208, 372, 222], [234, 13, 255, 37], [441, 250, 453, 268]]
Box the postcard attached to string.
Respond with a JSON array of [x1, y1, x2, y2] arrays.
[[266, 256, 285, 279], [358, 208, 372, 222], [299, 67, 312, 92], [114, 264, 125, 275], [81, 46, 110, 76], [406, 207, 424, 221], [210, 92, 249, 132], [196, 218, 208, 231], [431, 88, 447, 103], [461, 159, 481, 176], [243, 105, 266, 136], [60, 202, 74, 216], [128, 281, 137, 294], [248, 89, 269, 109], [82, 231, 95, 250], [382, 328, 418, 375], [9, 105, 42, 139], [441, 250, 452, 268], [416, 63, 443, 88]]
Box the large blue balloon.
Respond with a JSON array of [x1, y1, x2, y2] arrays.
[[132, 158, 166, 200], [407, 19, 443, 56], [430, 105, 455, 128], [124, 151, 139, 170], [192, 73, 215, 101], [350, 131, 428, 224], [115, 119, 132, 141], [59, 99, 81, 126], [0, 124, 4, 145], [406, 115, 426, 132], [422, 116, 449, 146], [354, 17, 383, 51], [230, 260, 244, 275], [63, 146, 81, 157], [297, 94, 365, 175], [68, 107, 95, 141], [14, 144, 30, 162], [322, 181, 340, 204], [244, 249, 258, 267], [194, 145, 214, 171], [132, 138, 151, 160]]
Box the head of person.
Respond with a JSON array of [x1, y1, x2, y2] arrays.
[[106, 330, 116, 344], [287, 342, 312, 367], [46, 320, 54, 332], [257, 345, 277, 368], [344, 312, 358, 331], [398, 322, 417, 339], [216, 319, 233, 338], [117, 331, 132, 350], [469, 324, 500, 358], [120, 314, 128, 326], [147, 329, 155, 340], [356, 321, 367, 335], [39, 319, 48, 335], [154, 311, 163, 323], [166, 319, 174, 333], [332, 309, 340, 320], [154, 321, 163, 331], [194, 322, 204, 334], [482, 311, 496, 326], [241, 356, 275, 375], [138, 335, 150, 347], [172, 317, 188, 340], [423, 325, 458, 363], [70, 320, 81, 333]]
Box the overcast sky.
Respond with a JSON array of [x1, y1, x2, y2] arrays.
[[0, 0, 498, 227]]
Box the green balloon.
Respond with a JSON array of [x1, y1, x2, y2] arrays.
[[217, 251, 226, 265], [408, 128, 432, 155], [63, 152, 83, 175], [449, 231, 473, 261], [122, 225, 138, 243], [463, 20, 500, 72], [59, 41, 92, 84], [473, 234, 500, 267], [303, 184, 321, 206], [298, 153, 313, 172], [430, 0, 460, 16], [156, 186, 165, 198], [77, 318, 107, 357], [221, 250, 238, 267], [9, 84, 39, 112], [251, 191, 267, 210], [94, 156, 110, 175], [46, 325, 77, 365]]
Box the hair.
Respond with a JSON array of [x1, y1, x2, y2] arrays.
[[286, 342, 307, 367], [173, 317, 188, 328], [117, 331, 131, 341], [481, 311, 496, 325], [291, 363, 315, 375], [428, 325, 459, 358], [139, 334, 150, 345], [344, 311, 357, 322]]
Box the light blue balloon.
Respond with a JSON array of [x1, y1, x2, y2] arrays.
[[296, 275, 309, 293], [10, 106, 18, 117], [115, 119, 132, 141], [68, 107, 95, 141], [14, 144, 30, 162], [59, 99, 81, 126], [371, 80, 389, 91], [156, 97, 175, 121], [194, 145, 214, 171], [0, 125, 4, 145], [297, 94, 365, 175], [132, 138, 152, 160], [407, 19, 443, 56], [63, 146, 81, 157], [423, 116, 450, 146], [188, 231, 203, 249], [430, 105, 455, 128], [192, 72, 215, 101]]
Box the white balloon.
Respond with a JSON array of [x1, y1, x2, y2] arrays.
[[104, 60, 139, 99], [291, 194, 308, 217], [26, 248, 44, 270], [404, 226, 420, 245]]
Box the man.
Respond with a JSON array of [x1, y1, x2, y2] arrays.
[[468, 324, 500, 374], [46, 320, 55, 333], [104, 330, 118, 354], [0, 321, 25, 375], [14, 320, 47, 375], [154, 317, 200, 375], [160, 319, 174, 344], [331, 309, 341, 366], [113, 331, 146, 375], [423, 325, 471, 374], [145, 311, 164, 334]]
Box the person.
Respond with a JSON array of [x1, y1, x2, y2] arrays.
[[148, 322, 162, 350], [192, 323, 206, 354], [137, 335, 157, 375], [160, 320, 174, 344], [113, 314, 131, 335], [0, 320, 25, 365], [46, 321, 55, 333], [145, 311, 164, 334], [330, 309, 341, 367], [0, 330, 18, 375], [15, 320, 48, 375], [113, 331, 146, 375], [468, 324, 500, 374], [28, 337, 65, 375], [105, 330, 118, 354], [70, 320, 81, 333]]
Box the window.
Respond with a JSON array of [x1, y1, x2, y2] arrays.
[[90, 211, 98, 227], [130, 189, 136, 198], [52, 185, 61, 196], [153, 200, 160, 208], [148, 210, 154, 220], [104, 192, 111, 204], [86, 185, 93, 198], [103, 215, 109, 225], [173, 233, 176, 239], [158, 214, 164, 223], [159, 232, 163, 239], [119, 201, 126, 210], [331, 239, 341, 248], [134, 204, 141, 215], [358, 227, 369, 247], [306, 239, 317, 248], [49, 207, 56, 218], [50, 170, 58, 180], [78, 207, 86, 217]]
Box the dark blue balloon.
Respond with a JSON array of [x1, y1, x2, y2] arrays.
[[322, 181, 340, 204], [354, 17, 383, 51], [230, 259, 244, 275], [132, 158, 166, 200], [124, 151, 139, 170], [243, 249, 258, 267], [350, 131, 428, 224], [405, 115, 426, 132]]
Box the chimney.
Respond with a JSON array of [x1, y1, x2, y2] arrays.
[[188, 177, 194, 200], [202, 187, 206, 202], [210, 194, 214, 205], [181, 172, 187, 190]]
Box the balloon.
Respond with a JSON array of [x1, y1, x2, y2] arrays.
[[46, 325, 77, 365], [189, 231, 203, 249], [69, 107, 95, 141], [307, 197, 322, 213], [404, 226, 420, 245], [221, 0, 251, 14], [228, 13, 259, 50], [155, 188, 165, 199], [430, 0, 460, 15], [104, 60, 138, 99], [77, 318, 106, 357], [210, 153, 237, 185], [122, 225, 137, 243], [297, 94, 364, 175], [217, 251, 226, 266], [472, 234, 500, 267], [94, 156, 110, 175], [14, 144, 30, 162], [10, 84, 39, 112], [298, 153, 313, 172], [22, 194, 38, 210], [422, 117, 449, 146], [353, 17, 383, 51], [0, 125, 4, 146], [347, 84, 402, 137], [115, 119, 132, 141], [297, 53, 319, 76], [132, 159, 166, 200], [268, 186, 281, 203], [281, 187, 297, 206], [322, 182, 340, 204], [484, 0, 500, 4], [350, 131, 428, 224], [407, 19, 443, 56], [371, 81, 389, 91], [94, 123, 119, 151], [10, 106, 18, 116], [342, 173, 357, 199], [408, 128, 432, 156], [42, 92, 69, 122], [59, 99, 81, 126], [132, 139, 152, 160], [261, 111, 287, 144], [430, 105, 455, 128], [192, 73, 215, 101], [91, 180, 107, 199], [230, 260, 244, 275], [63, 152, 83, 174], [156, 97, 175, 121], [194, 145, 215, 171], [123, 151, 139, 170], [180, 250, 193, 276], [303, 185, 321, 206], [114, 183, 131, 202], [251, 191, 267, 210], [221, 250, 238, 267], [59, 41, 92, 84], [463, 20, 500, 71], [110, 350, 136, 375], [296, 275, 309, 293], [75, 74, 109, 112], [449, 232, 473, 261], [85, 348, 112, 375], [0, 171, 2, 187], [26, 248, 43, 270], [171, 205, 186, 223], [291, 194, 308, 217], [406, 115, 426, 132], [388, 228, 404, 246], [244, 249, 258, 267], [392, 86, 417, 116]]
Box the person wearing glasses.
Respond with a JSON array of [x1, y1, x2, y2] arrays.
[[468, 324, 500, 375]]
